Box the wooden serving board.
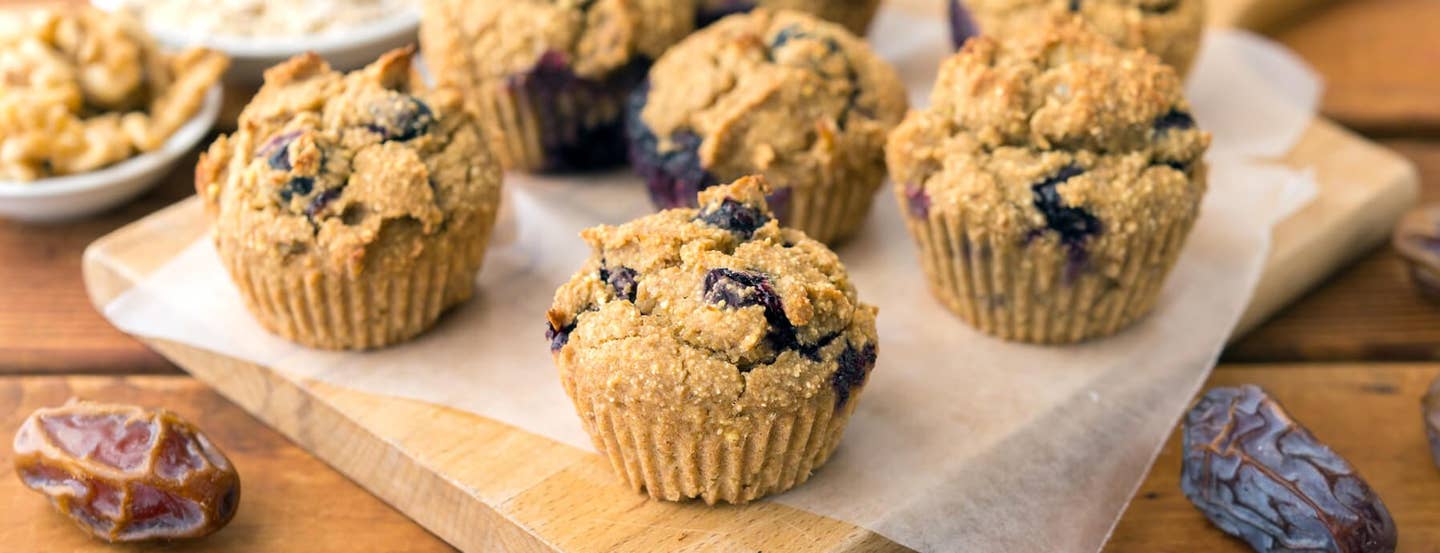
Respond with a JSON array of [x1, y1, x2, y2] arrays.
[[81, 3, 1418, 552]]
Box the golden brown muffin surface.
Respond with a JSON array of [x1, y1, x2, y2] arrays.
[[549, 175, 879, 503], [887, 17, 1210, 342], [956, 0, 1204, 74], [197, 49, 503, 349], [635, 9, 908, 243]]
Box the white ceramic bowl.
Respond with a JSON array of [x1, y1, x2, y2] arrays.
[[90, 0, 420, 86], [0, 86, 222, 223]]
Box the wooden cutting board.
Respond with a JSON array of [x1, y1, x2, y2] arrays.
[[80, 1, 1418, 551]]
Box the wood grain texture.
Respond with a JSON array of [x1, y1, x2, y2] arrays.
[[1106, 363, 1440, 552], [1227, 140, 1440, 362], [1273, 0, 1440, 135], [136, 333, 907, 553], [0, 375, 454, 552], [0, 161, 192, 375]]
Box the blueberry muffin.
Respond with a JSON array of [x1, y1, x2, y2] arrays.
[[626, 9, 907, 245], [547, 175, 879, 504], [421, 0, 696, 172], [886, 17, 1209, 343], [697, 0, 884, 35], [196, 49, 503, 350], [948, 0, 1204, 75]]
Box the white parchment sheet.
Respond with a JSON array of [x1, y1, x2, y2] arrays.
[[104, 10, 1321, 552]]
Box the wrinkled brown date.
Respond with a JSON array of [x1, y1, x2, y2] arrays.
[[1393, 205, 1440, 303], [1424, 376, 1440, 470], [12, 400, 240, 542], [1181, 385, 1396, 553]]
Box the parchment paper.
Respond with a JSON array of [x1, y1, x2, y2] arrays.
[[103, 10, 1321, 552]]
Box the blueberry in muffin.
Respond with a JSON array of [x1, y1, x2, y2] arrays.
[[886, 16, 1210, 343], [196, 49, 504, 349], [548, 175, 879, 504], [625, 9, 907, 245]]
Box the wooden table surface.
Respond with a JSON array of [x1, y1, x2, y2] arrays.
[[3, 1, 1439, 551]]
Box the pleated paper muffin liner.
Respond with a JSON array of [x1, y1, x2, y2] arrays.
[[779, 169, 879, 245], [216, 221, 491, 350], [479, 55, 648, 172], [563, 381, 864, 505], [898, 189, 1199, 343]]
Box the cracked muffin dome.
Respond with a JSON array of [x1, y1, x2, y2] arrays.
[[196, 48, 503, 350], [948, 0, 1205, 75], [886, 16, 1209, 343], [548, 175, 879, 504], [625, 8, 907, 245], [697, 0, 884, 35], [421, 0, 696, 172]]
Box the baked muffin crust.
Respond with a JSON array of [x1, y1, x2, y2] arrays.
[[951, 0, 1205, 74], [422, 0, 697, 171], [550, 175, 877, 386], [197, 49, 503, 349], [550, 175, 879, 503], [890, 17, 1208, 251], [630, 9, 907, 243], [887, 16, 1210, 342], [422, 0, 695, 84], [199, 50, 497, 273]]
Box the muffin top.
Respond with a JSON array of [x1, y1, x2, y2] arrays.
[[960, 0, 1205, 73], [637, 9, 907, 192], [421, 0, 696, 82], [887, 16, 1209, 249], [196, 49, 501, 273], [548, 175, 878, 411]]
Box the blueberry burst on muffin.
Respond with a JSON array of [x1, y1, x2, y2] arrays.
[[421, 0, 697, 172], [547, 175, 879, 504], [626, 9, 907, 245], [886, 16, 1210, 343], [196, 49, 503, 350]]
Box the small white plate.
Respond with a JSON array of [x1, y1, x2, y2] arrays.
[[0, 85, 222, 223], [89, 0, 421, 86]]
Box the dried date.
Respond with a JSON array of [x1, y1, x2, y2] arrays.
[[12, 400, 240, 542], [1181, 385, 1396, 553]]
